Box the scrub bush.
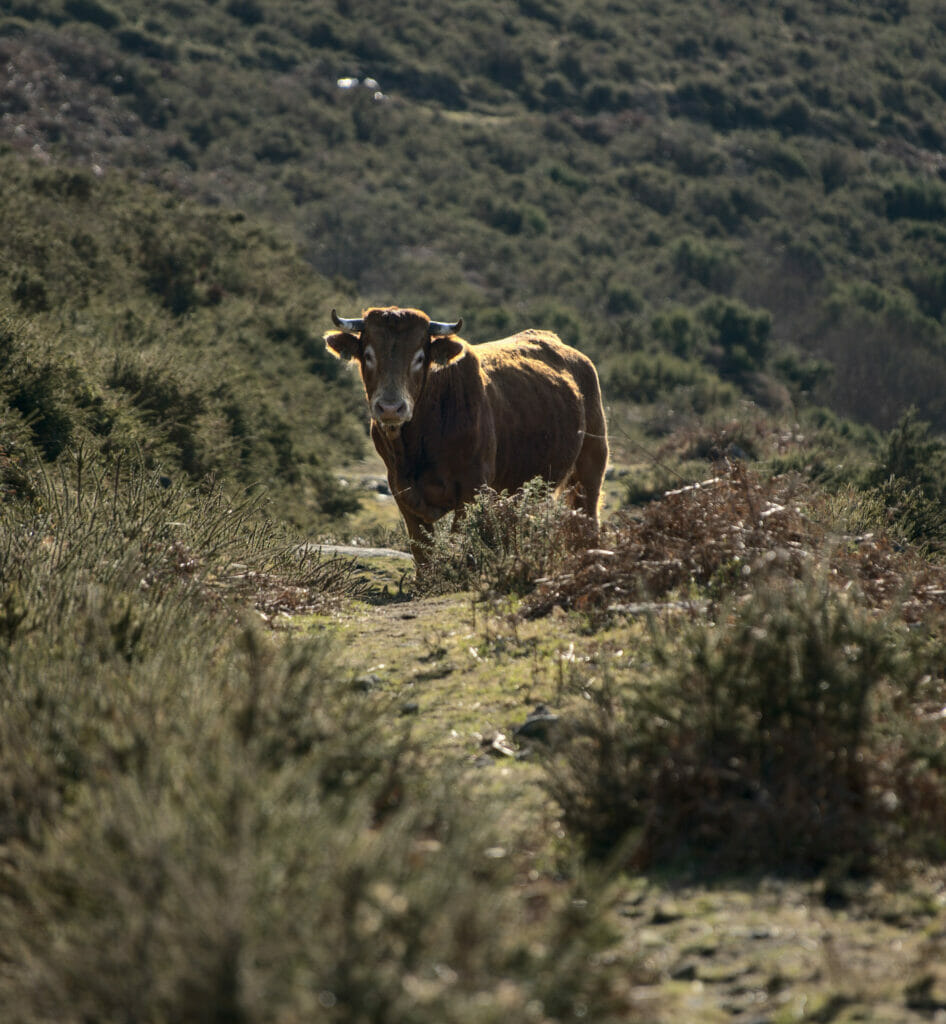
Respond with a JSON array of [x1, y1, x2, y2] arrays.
[[420, 479, 596, 596], [543, 573, 946, 874]]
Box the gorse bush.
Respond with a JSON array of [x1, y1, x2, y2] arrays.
[[872, 406, 946, 498], [0, 450, 359, 851], [2, 740, 620, 1022], [600, 349, 717, 404], [862, 408, 946, 552], [543, 573, 946, 875], [0, 157, 365, 527], [420, 479, 596, 596], [0, 448, 370, 651], [0, 454, 626, 1023]]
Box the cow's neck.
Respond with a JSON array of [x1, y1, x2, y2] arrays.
[[375, 413, 429, 469]]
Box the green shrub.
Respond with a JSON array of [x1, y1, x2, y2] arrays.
[[749, 140, 811, 180], [543, 573, 946, 874], [0, 459, 623, 1024], [908, 265, 946, 322], [10, 271, 49, 313], [649, 306, 698, 358], [698, 297, 772, 380], [656, 134, 728, 177], [117, 26, 177, 61], [605, 282, 643, 316], [63, 0, 120, 29], [819, 148, 853, 193], [420, 479, 595, 596], [672, 236, 737, 291], [0, 731, 620, 1022], [772, 348, 833, 398], [670, 78, 765, 131], [226, 0, 263, 24], [864, 408, 946, 550], [255, 126, 303, 162], [107, 355, 207, 475], [872, 407, 946, 497], [0, 452, 370, 840], [883, 178, 946, 221], [621, 163, 677, 214], [691, 183, 768, 234], [601, 350, 711, 403], [0, 317, 80, 460], [772, 95, 812, 134]]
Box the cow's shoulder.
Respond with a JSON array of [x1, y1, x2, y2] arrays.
[[476, 330, 590, 375]]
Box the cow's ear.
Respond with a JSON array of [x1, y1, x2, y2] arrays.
[[429, 336, 464, 366], [324, 330, 362, 361]]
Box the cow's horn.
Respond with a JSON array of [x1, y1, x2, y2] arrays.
[[331, 309, 364, 332], [428, 318, 462, 336]]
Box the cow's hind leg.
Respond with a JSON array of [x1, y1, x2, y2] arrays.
[[565, 423, 608, 529]]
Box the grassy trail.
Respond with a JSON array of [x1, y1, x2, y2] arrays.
[[296, 557, 946, 1024]]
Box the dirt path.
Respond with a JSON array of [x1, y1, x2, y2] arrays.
[[299, 553, 946, 1024]]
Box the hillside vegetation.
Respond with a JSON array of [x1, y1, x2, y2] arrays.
[[0, 149, 366, 524], [3, 0, 946, 433], [3, 2, 946, 1021]]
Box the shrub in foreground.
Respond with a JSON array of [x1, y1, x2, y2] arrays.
[[0, 632, 622, 1023], [0, 455, 627, 1023], [543, 573, 946, 875], [420, 479, 596, 596]]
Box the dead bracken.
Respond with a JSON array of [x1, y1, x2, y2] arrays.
[[524, 463, 946, 620]]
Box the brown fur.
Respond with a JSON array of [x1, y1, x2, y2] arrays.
[[326, 307, 608, 567]]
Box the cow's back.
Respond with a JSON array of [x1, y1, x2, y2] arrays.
[[476, 330, 600, 493]]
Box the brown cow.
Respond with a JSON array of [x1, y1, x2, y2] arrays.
[[325, 306, 608, 568]]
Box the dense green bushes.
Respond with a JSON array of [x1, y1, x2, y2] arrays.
[[4, 0, 946, 434], [0, 153, 365, 526], [601, 297, 773, 405], [0, 452, 624, 1023], [543, 573, 946, 874]]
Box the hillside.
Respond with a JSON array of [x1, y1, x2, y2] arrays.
[[0, 149, 367, 524], [4, 4, 946, 1022], [3, 0, 946, 434]]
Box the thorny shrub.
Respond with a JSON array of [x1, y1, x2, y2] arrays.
[[526, 464, 812, 617], [0, 447, 369, 641], [420, 478, 598, 596], [542, 573, 946, 875], [866, 407, 946, 553], [1, 604, 627, 1022], [0, 454, 629, 1023], [0, 451, 371, 848]]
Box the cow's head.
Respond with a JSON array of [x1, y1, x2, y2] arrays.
[[324, 306, 463, 437]]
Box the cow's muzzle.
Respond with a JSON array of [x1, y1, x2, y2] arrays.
[[371, 397, 411, 436]]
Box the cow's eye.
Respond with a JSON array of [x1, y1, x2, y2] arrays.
[[363, 346, 376, 372], [411, 349, 426, 373]]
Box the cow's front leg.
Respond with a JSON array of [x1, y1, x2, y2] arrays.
[[400, 507, 435, 577], [387, 473, 447, 526]]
